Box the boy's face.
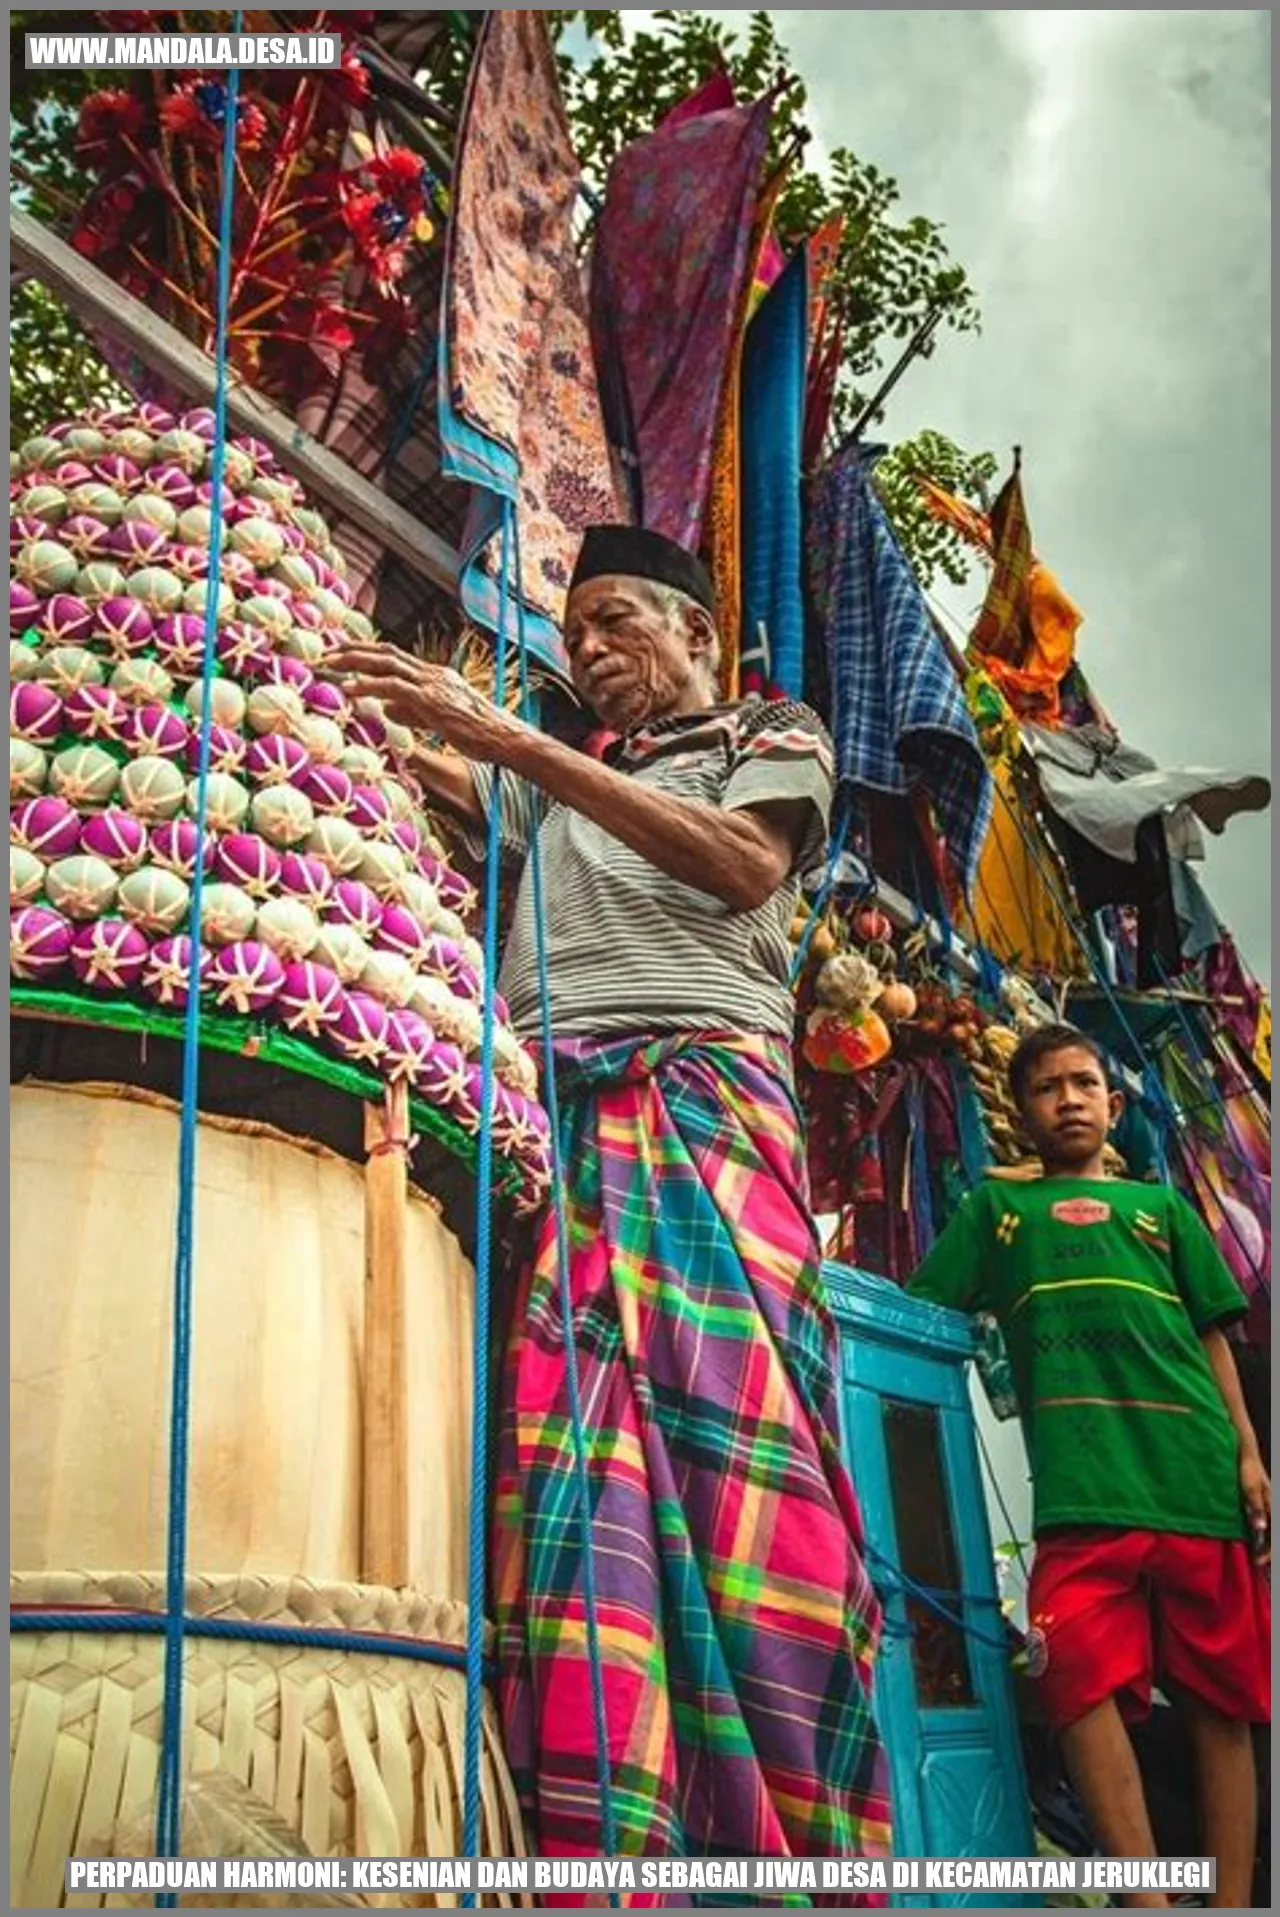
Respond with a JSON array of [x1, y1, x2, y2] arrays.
[[1018, 1044, 1123, 1171]]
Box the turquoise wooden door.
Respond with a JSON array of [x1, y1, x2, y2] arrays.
[[824, 1264, 1039, 1908]]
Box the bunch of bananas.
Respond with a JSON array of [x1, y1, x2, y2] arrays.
[[962, 1021, 1033, 1167]]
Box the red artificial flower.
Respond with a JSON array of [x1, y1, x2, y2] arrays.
[[237, 102, 268, 149], [342, 188, 396, 257], [159, 79, 266, 147], [315, 311, 357, 351], [159, 84, 216, 144], [69, 171, 156, 268], [290, 299, 357, 352], [330, 48, 371, 108], [77, 89, 149, 168], [367, 147, 428, 213]]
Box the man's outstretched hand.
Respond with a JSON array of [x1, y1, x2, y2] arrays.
[[327, 644, 522, 764]]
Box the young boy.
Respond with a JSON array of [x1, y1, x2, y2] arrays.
[[908, 1024, 1270, 1909]]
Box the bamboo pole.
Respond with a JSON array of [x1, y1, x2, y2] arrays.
[[362, 1081, 411, 1587]]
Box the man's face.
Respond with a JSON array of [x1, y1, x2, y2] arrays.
[[1017, 1044, 1122, 1170], [563, 574, 702, 733]]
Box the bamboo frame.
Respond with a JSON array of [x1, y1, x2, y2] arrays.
[[362, 1084, 412, 1588]]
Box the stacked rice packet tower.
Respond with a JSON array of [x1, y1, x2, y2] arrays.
[[10, 404, 551, 1211]]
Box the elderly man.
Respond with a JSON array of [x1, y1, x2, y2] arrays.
[[330, 525, 889, 1883]]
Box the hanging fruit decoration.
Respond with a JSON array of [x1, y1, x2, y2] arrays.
[[9, 404, 551, 1212], [850, 905, 894, 945], [802, 951, 893, 1074], [874, 978, 917, 1025], [789, 897, 837, 963]]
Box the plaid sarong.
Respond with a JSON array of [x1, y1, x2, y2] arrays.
[[493, 1033, 891, 1902]]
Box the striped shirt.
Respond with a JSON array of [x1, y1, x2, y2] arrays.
[[468, 698, 833, 1041]]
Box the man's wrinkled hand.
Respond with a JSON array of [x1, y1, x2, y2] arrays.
[[326, 644, 520, 764], [1240, 1447, 1271, 1565]]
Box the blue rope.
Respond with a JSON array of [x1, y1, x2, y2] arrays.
[[973, 938, 1006, 1008], [788, 792, 852, 985], [863, 1544, 1011, 1653], [512, 534, 620, 1878], [10, 1610, 493, 1675], [459, 504, 513, 1900], [154, 37, 241, 1898]]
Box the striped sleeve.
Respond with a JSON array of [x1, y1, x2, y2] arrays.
[[463, 765, 542, 862], [721, 700, 835, 874]]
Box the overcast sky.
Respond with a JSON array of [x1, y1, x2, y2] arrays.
[[626, 10, 1272, 976]]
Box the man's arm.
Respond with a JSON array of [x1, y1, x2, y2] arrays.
[[405, 743, 483, 826], [501, 725, 805, 912], [333, 649, 807, 912], [1201, 1326, 1271, 1561]]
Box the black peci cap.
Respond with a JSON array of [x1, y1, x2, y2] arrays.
[[568, 524, 715, 615]]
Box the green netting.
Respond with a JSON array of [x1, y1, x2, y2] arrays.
[[10, 981, 523, 1199]]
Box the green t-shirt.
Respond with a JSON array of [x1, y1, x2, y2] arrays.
[[908, 1178, 1247, 1540]]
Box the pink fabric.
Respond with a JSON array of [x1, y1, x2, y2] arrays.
[[1205, 934, 1267, 1069], [658, 67, 735, 130], [590, 90, 774, 550]]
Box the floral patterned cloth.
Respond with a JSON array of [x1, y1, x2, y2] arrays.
[[442, 9, 624, 672], [591, 92, 775, 552]]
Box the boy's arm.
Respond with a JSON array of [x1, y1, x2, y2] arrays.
[[1167, 1192, 1268, 1560], [1201, 1326, 1271, 1562], [906, 1191, 987, 1313]]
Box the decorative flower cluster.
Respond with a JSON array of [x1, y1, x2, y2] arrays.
[[10, 404, 551, 1212], [70, 11, 447, 401]]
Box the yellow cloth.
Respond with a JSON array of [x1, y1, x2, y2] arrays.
[[959, 756, 1088, 975], [1254, 998, 1272, 1083], [918, 481, 1084, 726], [981, 559, 1083, 726]]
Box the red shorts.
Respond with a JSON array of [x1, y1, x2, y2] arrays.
[[1027, 1528, 1271, 1731]]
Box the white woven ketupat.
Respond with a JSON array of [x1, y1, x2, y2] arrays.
[[10, 1572, 529, 1910]]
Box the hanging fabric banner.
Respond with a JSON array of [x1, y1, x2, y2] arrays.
[[807, 444, 994, 894], [590, 88, 775, 551], [741, 247, 809, 700], [439, 10, 624, 675]]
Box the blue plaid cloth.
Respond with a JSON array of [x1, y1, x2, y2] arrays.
[[808, 445, 993, 893]]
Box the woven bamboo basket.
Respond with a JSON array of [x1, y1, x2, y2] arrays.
[[10, 1573, 528, 1909], [11, 1080, 472, 1587], [10, 1079, 527, 1904]]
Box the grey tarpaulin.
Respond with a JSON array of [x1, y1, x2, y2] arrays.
[[1020, 722, 1270, 863]]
